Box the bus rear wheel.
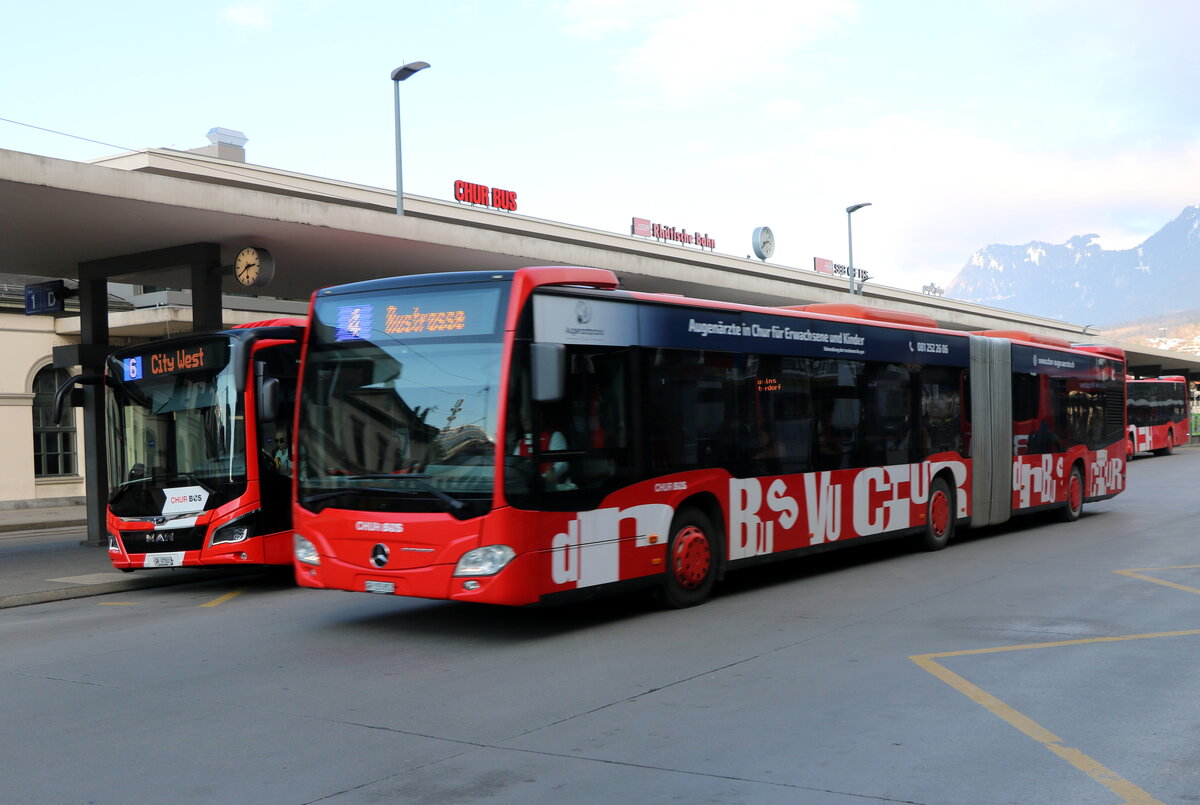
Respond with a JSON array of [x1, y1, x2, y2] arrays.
[[661, 508, 718, 608], [1059, 465, 1084, 522], [916, 476, 955, 551], [1153, 431, 1174, 456]]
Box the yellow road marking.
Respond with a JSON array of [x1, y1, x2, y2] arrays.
[[1114, 565, 1200, 596], [201, 589, 245, 608], [911, 628, 1200, 805]]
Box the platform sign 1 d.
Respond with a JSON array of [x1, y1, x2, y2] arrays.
[[24, 280, 67, 315]]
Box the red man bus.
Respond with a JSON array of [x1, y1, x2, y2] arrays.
[[1127, 376, 1189, 457], [291, 268, 1126, 607], [101, 320, 303, 570]]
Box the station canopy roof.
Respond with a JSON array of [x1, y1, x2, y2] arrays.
[[1, 145, 1196, 378]]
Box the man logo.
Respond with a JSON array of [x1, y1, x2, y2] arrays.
[[370, 543, 390, 568], [575, 300, 592, 325]]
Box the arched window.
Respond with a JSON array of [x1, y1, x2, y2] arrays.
[[32, 366, 77, 477]]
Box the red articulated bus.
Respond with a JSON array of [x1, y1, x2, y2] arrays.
[[101, 320, 304, 571], [1127, 376, 1189, 457], [291, 268, 1127, 607]]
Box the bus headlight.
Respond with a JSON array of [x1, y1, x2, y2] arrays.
[[212, 514, 256, 546], [454, 545, 515, 577], [294, 534, 320, 566], [107, 531, 120, 553]]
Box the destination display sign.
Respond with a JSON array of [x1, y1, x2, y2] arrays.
[[118, 340, 227, 382], [324, 286, 503, 343]]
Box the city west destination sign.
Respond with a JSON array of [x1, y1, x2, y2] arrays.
[[631, 217, 716, 251]]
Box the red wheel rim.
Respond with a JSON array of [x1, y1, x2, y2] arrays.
[[672, 525, 711, 590], [930, 490, 950, 537], [1069, 472, 1083, 513]]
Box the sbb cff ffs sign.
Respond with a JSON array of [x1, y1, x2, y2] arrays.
[[454, 180, 517, 212], [814, 257, 868, 281]]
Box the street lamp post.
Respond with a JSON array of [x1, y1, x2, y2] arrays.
[[846, 202, 872, 295], [391, 61, 430, 215]]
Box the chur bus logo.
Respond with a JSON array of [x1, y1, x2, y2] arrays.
[[370, 543, 390, 568], [355, 521, 404, 533], [575, 301, 592, 325]]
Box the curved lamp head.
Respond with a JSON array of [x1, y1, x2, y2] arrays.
[[391, 61, 430, 82], [846, 202, 872, 214]]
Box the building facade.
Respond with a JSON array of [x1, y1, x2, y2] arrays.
[[0, 306, 85, 508]]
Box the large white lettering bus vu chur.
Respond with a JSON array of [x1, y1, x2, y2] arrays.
[[290, 267, 1127, 607]]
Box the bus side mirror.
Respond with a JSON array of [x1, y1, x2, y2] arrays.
[[531, 342, 565, 402], [52, 373, 104, 425], [258, 376, 280, 422]]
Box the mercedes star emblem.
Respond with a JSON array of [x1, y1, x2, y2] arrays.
[[370, 543, 390, 568]]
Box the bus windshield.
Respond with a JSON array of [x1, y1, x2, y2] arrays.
[[106, 337, 246, 517], [297, 283, 506, 518]]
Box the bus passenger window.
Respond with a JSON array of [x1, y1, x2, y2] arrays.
[[918, 366, 962, 458], [811, 359, 862, 471], [646, 348, 740, 475], [750, 355, 813, 476]]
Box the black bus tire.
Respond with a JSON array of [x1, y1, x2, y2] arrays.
[[1059, 465, 1084, 522], [661, 508, 718, 608], [916, 476, 955, 552]]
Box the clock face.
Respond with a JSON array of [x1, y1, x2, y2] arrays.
[[752, 226, 775, 260], [234, 247, 274, 287]]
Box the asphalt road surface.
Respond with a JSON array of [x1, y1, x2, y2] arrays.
[[3, 449, 1199, 804]]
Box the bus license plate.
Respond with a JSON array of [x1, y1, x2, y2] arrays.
[[364, 580, 395, 594], [146, 553, 184, 568]]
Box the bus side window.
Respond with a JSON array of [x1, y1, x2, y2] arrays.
[[811, 359, 862, 471], [1011, 372, 1040, 455], [563, 347, 631, 490], [918, 365, 962, 458], [861, 362, 912, 466], [646, 348, 740, 474], [750, 354, 813, 476]]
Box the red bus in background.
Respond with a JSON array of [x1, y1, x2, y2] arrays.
[[291, 268, 1127, 607], [101, 320, 304, 571], [1127, 376, 1190, 457]]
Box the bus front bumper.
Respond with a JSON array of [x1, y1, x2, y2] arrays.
[[293, 549, 542, 606]]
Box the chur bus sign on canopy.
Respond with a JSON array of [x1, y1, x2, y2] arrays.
[[453, 180, 518, 212]]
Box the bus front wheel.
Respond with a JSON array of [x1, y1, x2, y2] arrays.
[[1059, 465, 1084, 522], [661, 508, 718, 608]]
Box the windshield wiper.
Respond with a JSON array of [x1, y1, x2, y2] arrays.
[[350, 474, 466, 511], [114, 475, 156, 491], [303, 475, 465, 512], [109, 475, 155, 505], [169, 472, 217, 495]]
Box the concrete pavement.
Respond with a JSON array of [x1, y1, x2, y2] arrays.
[[0, 505, 268, 609]]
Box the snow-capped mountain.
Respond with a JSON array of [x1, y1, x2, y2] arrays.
[[945, 206, 1200, 326]]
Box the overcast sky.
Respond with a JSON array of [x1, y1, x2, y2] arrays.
[[4, 0, 1198, 293]]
